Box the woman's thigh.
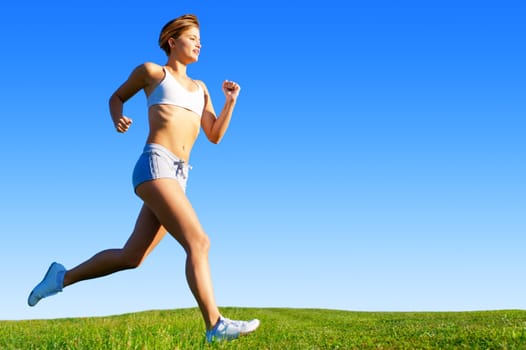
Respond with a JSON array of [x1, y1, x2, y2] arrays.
[[135, 178, 207, 253], [122, 204, 167, 262]]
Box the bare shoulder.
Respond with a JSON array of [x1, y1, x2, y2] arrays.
[[135, 62, 165, 81], [195, 80, 209, 94], [142, 62, 163, 74]]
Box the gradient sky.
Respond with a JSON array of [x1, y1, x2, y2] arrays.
[[1, 0, 524, 320]]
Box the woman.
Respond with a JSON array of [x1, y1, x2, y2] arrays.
[[28, 14, 259, 343]]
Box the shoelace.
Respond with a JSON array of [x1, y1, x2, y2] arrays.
[[223, 318, 246, 328]]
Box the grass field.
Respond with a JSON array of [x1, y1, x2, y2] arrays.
[[1, 308, 525, 349]]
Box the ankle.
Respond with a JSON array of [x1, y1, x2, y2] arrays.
[[207, 315, 222, 331], [61, 271, 71, 288]]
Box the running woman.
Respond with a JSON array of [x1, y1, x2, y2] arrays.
[[28, 14, 259, 343]]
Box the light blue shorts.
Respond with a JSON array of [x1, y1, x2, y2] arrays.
[[132, 143, 191, 193]]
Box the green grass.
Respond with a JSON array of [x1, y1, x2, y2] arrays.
[[1, 308, 525, 349]]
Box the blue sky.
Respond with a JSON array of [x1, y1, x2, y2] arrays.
[[1, 0, 524, 320]]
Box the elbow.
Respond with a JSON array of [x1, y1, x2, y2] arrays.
[[108, 94, 116, 108], [109, 92, 125, 106], [208, 133, 224, 144], [209, 137, 221, 145], [109, 93, 119, 105], [207, 130, 224, 144]]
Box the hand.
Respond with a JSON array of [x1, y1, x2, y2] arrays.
[[115, 116, 133, 133], [222, 80, 241, 100]]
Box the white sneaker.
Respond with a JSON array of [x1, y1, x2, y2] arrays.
[[206, 316, 260, 342], [28, 262, 66, 307]]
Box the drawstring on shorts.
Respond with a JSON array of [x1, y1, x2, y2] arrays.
[[174, 160, 191, 179]]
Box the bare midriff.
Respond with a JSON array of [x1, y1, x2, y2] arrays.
[[146, 104, 201, 162]]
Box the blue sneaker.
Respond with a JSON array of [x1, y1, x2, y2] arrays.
[[28, 262, 66, 307], [206, 316, 260, 342]]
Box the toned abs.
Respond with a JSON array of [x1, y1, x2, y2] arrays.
[[147, 104, 201, 162]]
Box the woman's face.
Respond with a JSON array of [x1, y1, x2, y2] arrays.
[[171, 26, 201, 63]]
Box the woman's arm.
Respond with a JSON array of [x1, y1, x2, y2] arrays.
[[109, 62, 160, 133], [200, 80, 241, 144]]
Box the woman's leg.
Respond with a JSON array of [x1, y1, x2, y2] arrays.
[[136, 178, 220, 330], [63, 204, 167, 287]]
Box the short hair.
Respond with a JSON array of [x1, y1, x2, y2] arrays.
[[159, 14, 200, 56]]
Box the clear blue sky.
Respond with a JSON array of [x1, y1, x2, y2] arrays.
[[1, 0, 524, 320]]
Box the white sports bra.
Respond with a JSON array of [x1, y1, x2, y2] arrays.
[[147, 68, 205, 116]]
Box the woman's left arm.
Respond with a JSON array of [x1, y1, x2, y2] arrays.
[[200, 80, 241, 144]]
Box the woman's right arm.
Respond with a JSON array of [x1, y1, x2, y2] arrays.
[[109, 62, 158, 133]]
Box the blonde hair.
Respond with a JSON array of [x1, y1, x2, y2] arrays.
[[159, 14, 200, 56]]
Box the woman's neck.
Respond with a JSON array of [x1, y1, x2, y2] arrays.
[[165, 58, 188, 78]]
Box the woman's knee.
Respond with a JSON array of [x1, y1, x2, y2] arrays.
[[120, 249, 145, 269], [188, 233, 210, 256]]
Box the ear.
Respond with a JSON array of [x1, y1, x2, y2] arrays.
[[168, 37, 176, 48]]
